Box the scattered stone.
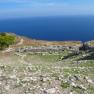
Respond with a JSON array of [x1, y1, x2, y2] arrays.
[[45, 88, 56, 94], [71, 82, 77, 87]]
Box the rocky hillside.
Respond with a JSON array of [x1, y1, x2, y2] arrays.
[[0, 33, 94, 94]]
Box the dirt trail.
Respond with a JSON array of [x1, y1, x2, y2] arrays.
[[16, 38, 24, 45]]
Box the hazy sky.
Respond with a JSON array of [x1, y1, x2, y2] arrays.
[[0, 0, 94, 19]]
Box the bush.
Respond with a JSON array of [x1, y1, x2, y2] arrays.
[[0, 33, 15, 50]]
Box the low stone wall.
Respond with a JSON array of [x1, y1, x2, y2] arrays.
[[15, 45, 81, 53]]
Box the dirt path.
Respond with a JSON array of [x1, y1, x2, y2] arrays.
[[17, 38, 24, 45]]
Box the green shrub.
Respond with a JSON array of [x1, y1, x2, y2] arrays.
[[61, 81, 70, 88], [0, 33, 15, 50]]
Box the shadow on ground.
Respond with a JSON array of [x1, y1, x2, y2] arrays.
[[78, 52, 94, 60]]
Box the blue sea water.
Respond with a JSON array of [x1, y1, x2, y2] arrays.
[[0, 16, 94, 42]]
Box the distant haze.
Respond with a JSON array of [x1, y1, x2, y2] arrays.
[[0, 0, 94, 19]]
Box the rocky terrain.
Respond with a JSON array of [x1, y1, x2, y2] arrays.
[[0, 33, 94, 94]]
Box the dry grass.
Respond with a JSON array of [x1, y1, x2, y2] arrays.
[[11, 35, 82, 48]]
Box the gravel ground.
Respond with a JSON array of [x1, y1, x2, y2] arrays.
[[0, 51, 94, 94]]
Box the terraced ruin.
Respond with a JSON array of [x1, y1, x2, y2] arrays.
[[0, 33, 94, 94]]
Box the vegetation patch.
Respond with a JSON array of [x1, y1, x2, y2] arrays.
[[0, 33, 15, 50], [61, 81, 70, 88]]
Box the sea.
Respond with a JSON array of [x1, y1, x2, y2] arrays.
[[0, 16, 94, 42]]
